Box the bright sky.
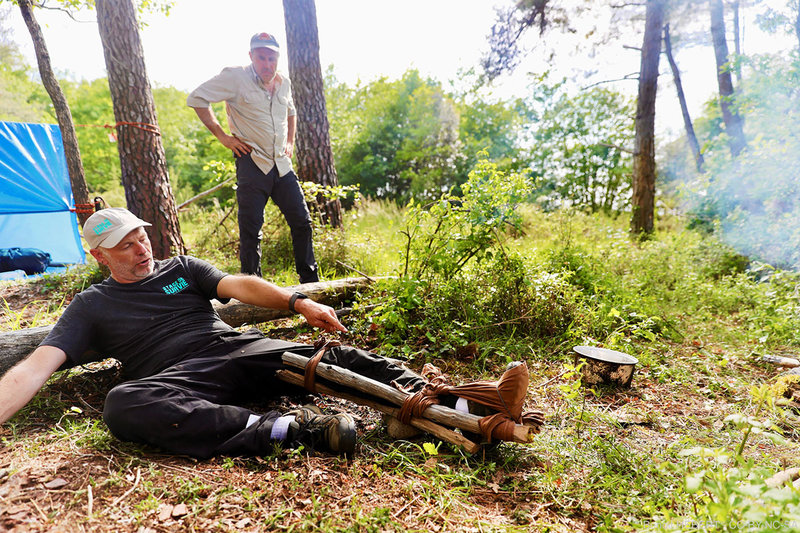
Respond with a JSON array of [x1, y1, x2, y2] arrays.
[[3, 0, 795, 139]]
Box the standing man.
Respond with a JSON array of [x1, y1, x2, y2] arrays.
[[187, 32, 319, 283]]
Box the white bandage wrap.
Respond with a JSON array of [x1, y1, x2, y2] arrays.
[[455, 397, 469, 414], [270, 415, 296, 441]]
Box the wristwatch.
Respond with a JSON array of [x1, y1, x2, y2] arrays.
[[288, 292, 309, 313]]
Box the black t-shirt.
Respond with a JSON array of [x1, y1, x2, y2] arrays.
[[42, 256, 256, 379]]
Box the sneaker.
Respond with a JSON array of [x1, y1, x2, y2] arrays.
[[286, 405, 357, 455]]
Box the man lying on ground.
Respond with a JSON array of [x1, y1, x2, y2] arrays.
[[0, 208, 495, 457]]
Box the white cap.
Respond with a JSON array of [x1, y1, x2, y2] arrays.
[[83, 208, 151, 249]]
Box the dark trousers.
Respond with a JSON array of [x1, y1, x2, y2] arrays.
[[235, 154, 319, 283], [102, 339, 425, 458]]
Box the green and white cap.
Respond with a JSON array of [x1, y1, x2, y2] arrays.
[[83, 208, 151, 249]]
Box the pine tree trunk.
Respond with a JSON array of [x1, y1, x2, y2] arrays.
[[95, 0, 185, 258], [630, 0, 665, 237], [283, 0, 343, 228], [731, 0, 742, 85], [794, 7, 800, 52], [664, 23, 704, 174], [710, 0, 747, 157], [17, 0, 92, 226]]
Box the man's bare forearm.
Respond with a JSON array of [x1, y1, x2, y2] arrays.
[[216, 275, 346, 333], [0, 346, 66, 424], [193, 107, 227, 139]]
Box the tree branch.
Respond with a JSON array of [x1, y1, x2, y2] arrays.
[[581, 73, 640, 89], [598, 142, 635, 155], [32, 1, 94, 23]]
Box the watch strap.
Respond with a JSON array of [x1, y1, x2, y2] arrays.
[[289, 292, 308, 313]]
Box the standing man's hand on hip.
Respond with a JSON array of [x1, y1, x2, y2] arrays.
[[220, 134, 252, 157]]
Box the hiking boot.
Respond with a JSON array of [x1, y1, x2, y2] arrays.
[[287, 405, 357, 455]]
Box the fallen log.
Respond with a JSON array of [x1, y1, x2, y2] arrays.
[[280, 352, 539, 445], [765, 467, 800, 488], [761, 354, 800, 368], [0, 277, 374, 377], [214, 277, 372, 328]]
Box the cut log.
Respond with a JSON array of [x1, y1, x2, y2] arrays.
[[761, 354, 800, 368], [276, 369, 481, 453], [765, 467, 800, 488], [280, 352, 538, 444], [0, 277, 374, 377], [0, 325, 55, 377]]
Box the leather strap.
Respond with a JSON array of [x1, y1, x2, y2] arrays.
[[303, 339, 341, 393]]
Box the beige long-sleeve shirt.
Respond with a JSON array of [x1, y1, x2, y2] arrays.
[[187, 65, 296, 176]]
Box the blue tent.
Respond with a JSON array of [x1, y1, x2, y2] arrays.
[[0, 121, 86, 278]]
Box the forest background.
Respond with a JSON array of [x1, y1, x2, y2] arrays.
[[1, 0, 800, 531]]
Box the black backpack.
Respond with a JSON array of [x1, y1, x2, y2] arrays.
[[0, 248, 52, 275]]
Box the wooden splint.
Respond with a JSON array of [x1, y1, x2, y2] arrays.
[[276, 348, 544, 452]]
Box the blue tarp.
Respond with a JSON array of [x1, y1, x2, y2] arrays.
[[0, 121, 86, 278]]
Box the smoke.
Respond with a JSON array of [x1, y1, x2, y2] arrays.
[[716, 139, 800, 270], [670, 52, 800, 271]]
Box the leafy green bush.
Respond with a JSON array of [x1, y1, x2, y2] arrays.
[[401, 157, 529, 280], [481, 254, 585, 339]]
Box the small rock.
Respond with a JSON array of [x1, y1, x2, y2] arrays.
[[157, 504, 173, 522], [43, 478, 68, 490], [171, 503, 188, 518], [4, 505, 28, 516]]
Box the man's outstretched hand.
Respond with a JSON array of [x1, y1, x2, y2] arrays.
[[296, 298, 348, 333]]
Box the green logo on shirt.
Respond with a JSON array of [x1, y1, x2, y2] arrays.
[[162, 277, 188, 295]]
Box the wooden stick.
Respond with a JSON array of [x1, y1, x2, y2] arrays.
[[761, 354, 800, 368], [110, 466, 140, 508], [177, 176, 234, 211], [87, 484, 93, 518], [334, 260, 375, 282], [276, 370, 480, 453], [280, 352, 536, 444]]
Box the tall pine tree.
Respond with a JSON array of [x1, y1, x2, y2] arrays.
[[95, 0, 184, 258], [283, 0, 342, 228]]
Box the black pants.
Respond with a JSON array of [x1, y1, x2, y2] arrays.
[[102, 339, 425, 458], [235, 154, 319, 283]]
